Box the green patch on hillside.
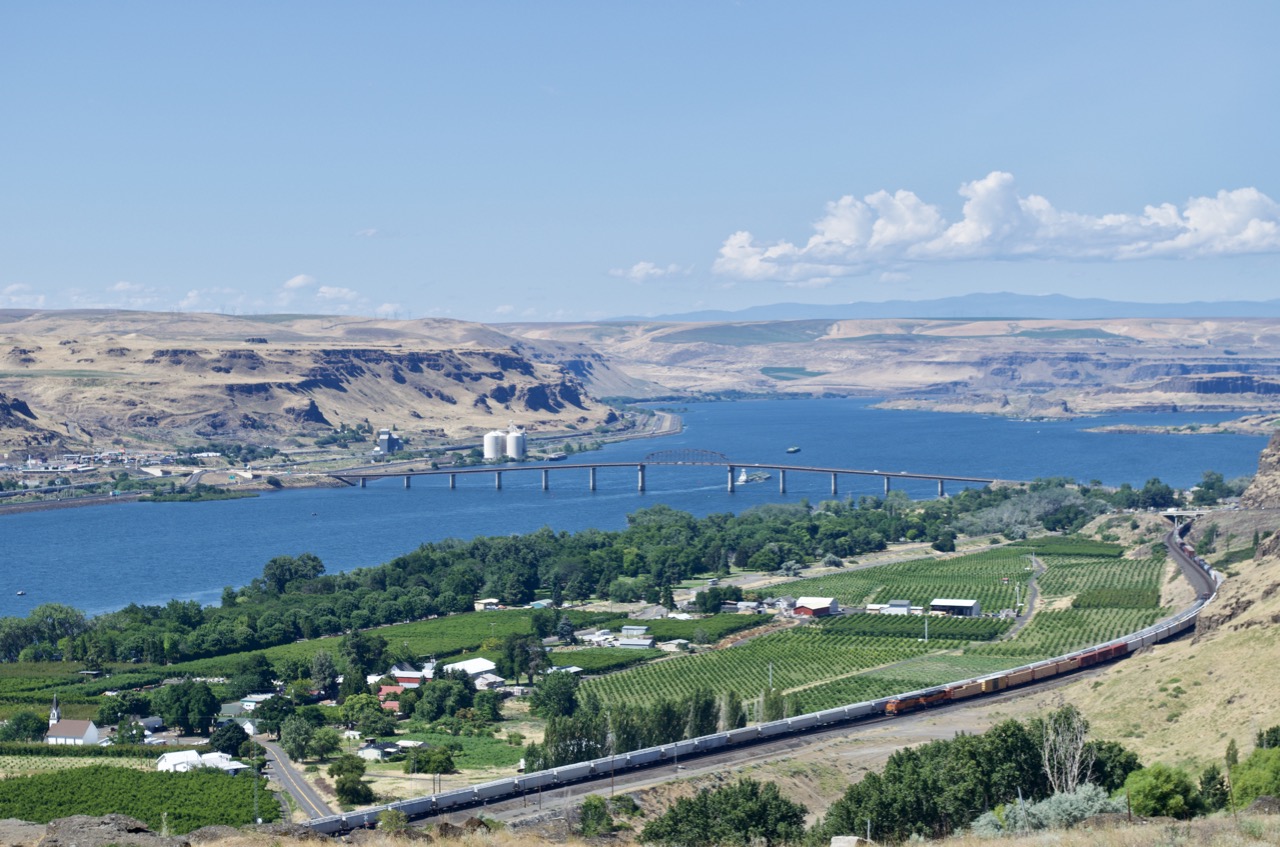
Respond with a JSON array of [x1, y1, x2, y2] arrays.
[[653, 321, 834, 346], [761, 366, 828, 381]]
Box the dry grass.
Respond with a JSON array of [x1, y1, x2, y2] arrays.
[[946, 814, 1280, 847]]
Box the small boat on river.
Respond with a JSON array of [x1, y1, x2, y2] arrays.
[[786, 446, 801, 454]]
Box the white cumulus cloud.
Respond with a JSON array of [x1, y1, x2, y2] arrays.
[[0, 283, 45, 309], [713, 172, 1280, 283], [316, 286, 358, 301], [283, 274, 316, 290], [609, 261, 688, 282]]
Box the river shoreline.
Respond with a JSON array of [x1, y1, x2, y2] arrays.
[[0, 411, 686, 519]]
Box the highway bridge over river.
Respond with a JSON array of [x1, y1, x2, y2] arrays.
[[331, 448, 1002, 497]]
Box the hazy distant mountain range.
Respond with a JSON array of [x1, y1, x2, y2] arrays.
[[622, 292, 1280, 322]]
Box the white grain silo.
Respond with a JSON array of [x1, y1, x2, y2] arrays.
[[505, 428, 527, 460], [483, 430, 507, 460]]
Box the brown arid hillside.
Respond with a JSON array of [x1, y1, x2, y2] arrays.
[[502, 316, 1280, 422], [0, 310, 658, 456]]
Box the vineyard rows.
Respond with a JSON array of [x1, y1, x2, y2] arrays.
[[967, 608, 1166, 660], [757, 548, 1035, 613], [1034, 555, 1164, 599], [584, 631, 934, 707], [0, 765, 278, 833], [587, 545, 1177, 713]]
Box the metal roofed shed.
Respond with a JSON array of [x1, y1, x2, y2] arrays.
[[793, 597, 838, 617], [931, 598, 981, 617]]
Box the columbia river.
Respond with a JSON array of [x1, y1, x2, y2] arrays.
[[0, 399, 1266, 618]]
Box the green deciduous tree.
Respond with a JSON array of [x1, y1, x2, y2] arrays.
[[208, 722, 249, 756], [308, 727, 342, 761], [0, 710, 48, 742], [641, 778, 806, 847], [279, 714, 314, 762], [531, 670, 579, 719], [579, 794, 614, 837], [151, 680, 219, 736], [1122, 762, 1201, 819]]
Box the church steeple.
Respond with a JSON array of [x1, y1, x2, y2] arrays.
[[50, 693, 61, 727]]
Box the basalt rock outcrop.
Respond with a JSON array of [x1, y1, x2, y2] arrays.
[[0, 310, 657, 455], [1242, 431, 1280, 510]]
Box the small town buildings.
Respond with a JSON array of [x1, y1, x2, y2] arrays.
[[356, 742, 401, 762], [659, 639, 690, 652], [882, 599, 913, 616], [442, 657, 498, 679], [620, 625, 649, 637], [736, 601, 762, 614], [930, 598, 981, 617], [473, 598, 501, 612], [156, 750, 250, 774], [240, 693, 274, 711], [474, 672, 506, 691], [377, 685, 405, 712], [793, 597, 839, 617], [46, 720, 99, 746], [584, 629, 613, 645], [388, 661, 435, 688], [617, 636, 656, 649], [549, 665, 584, 675]]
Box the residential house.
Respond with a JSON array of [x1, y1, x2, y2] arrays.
[[356, 742, 401, 762]]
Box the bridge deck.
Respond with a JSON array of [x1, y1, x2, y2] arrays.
[[332, 461, 998, 485]]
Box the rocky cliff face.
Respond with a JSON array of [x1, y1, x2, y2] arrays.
[[0, 311, 639, 454], [1242, 431, 1280, 509]]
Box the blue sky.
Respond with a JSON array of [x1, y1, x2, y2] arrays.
[[2, 2, 1278, 322]]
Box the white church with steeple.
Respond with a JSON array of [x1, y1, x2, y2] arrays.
[[45, 694, 99, 746]]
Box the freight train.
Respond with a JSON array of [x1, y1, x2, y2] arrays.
[[306, 532, 1220, 834]]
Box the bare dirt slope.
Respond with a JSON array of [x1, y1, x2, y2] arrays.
[[0, 310, 656, 455], [503, 316, 1280, 419]]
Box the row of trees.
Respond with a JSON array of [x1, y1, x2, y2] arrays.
[[522, 674, 755, 771]]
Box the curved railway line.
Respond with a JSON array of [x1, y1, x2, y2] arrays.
[[305, 523, 1219, 834]]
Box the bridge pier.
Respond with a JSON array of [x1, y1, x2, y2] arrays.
[[637, 464, 646, 493], [495, 471, 502, 490], [541, 469, 549, 490], [404, 476, 411, 489], [359, 477, 366, 488], [727, 466, 735, 493], [883, 475, 890, 495], [779, 469, 786, 494], [938, 479, 945, 498], [589, 467, 596, 491], [449, 473, 456, 490], [830, 473, 838, 497]]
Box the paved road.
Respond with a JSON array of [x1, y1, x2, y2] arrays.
[[257, 737, 335, 820]]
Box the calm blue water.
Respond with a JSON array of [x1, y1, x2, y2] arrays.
[[0, 398, 1267, 618]]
